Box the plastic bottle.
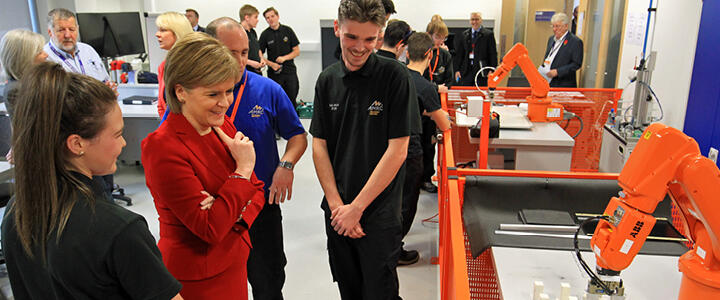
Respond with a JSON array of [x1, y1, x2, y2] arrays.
[[607, 109, 616, 128]]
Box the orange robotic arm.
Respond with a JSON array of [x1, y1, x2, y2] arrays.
[[590, 123, 720, 299], [486, 43, 563, 122]]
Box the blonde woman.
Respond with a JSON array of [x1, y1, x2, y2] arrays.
[[0, 29, 48, 116], [155, 12, 193, 117]]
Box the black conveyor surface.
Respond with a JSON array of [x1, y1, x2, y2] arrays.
[[462, 175, 689, 258]]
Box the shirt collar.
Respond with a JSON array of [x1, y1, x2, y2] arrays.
[[554, 31, 569, 43], [49, 40, 79, 59], [235, 69, 249, 90], [341, 52, 377, 78], [193, 25, 199, 31]]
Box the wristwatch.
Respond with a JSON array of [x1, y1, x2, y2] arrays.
[[278, 160, 294, 170]]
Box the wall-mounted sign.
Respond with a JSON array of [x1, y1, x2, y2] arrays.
[[535, 11, 556, 22]]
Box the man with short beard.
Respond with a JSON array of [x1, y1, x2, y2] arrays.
[[44, 8, 110, 83]]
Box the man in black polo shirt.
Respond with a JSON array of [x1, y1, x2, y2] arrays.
[[310, 0, 420, 298], [240, 4, 265, 75], [376, 20, 410, 60], [399, 32, 452, 266], [259, 7, 300, 109]]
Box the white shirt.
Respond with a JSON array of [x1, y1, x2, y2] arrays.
[[538, 31, 569, 81], [44, 40, 110, 82]]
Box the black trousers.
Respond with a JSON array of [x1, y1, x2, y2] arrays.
[[247, 202, 287, 300], [325, 214, 403, 300], [459, 71, 488, 87], [420, 118, 437, 183], [268, 72, 299, 109], [401, 154, 424, 239]]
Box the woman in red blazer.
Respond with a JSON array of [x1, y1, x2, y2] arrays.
[[142, 32, 265, 299]]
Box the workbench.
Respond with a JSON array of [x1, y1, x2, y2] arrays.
[[492, 246, 681, 299], [116, 84, 160, 164], [455, 109, 575, 171]]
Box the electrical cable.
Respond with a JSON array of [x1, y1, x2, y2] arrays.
[[474, 66, 497, 92], [637, 81, 664, 121], [422, 213, 439, 226], [571, 115, 584, 139], [641, 0, 654, 60], [623, 104, 634, 123], [562, 115, 584, 139], [574, 216, 617, 296]]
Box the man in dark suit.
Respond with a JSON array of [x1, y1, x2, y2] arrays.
[[541, 12, 583, 87], [185, 9, 205, 32], [454, 12, 498, 87]]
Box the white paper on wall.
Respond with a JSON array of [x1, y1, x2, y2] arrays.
[[625, 12, 648, 46]]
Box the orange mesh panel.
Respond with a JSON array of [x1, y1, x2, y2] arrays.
[[464, 230, 502, 299]]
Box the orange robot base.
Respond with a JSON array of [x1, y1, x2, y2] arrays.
[[487, 43, 564, 122]]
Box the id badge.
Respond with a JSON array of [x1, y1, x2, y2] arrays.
[[469, 52, 474, 60]]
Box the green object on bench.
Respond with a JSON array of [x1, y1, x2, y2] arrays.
[[296, 101, 313, 119]]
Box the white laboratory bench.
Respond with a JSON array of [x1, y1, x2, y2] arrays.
[[116, 84, 160, 164], [491, 246, 682, 300], [456, 109, 575, 171]]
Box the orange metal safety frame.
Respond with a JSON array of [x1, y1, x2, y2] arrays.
[[436, 92, 621, 299]]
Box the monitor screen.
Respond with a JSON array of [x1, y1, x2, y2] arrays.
[[76, 12, 146, 58]]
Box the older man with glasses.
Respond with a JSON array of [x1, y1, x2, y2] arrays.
[[539, 12, 584, 87]]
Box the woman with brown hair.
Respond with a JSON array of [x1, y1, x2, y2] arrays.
[[1, 62, 182, 299], [141, 32, 265, 299]]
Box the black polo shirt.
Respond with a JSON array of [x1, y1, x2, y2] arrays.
[[310, 53, 421, 229], [423, 47, 454, 87], [258, 24, 300, 75], [376, 49, 396, 60], [1, 172, 181, 300], [410, 68, 443, 155], [246, 28, 262, 75]]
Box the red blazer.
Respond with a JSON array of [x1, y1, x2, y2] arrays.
[[157, 60, 166, 117], [141, 112, 265, 281]]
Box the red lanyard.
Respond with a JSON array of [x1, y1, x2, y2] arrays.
[[229, 74, 247, 121], [428, 48, 440, 81]]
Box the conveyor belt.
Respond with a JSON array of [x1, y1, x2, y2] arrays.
[[461, 175, 688, 258]]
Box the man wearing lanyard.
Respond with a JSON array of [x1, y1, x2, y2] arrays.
[[207, 17, 307, 300], [453, 12, 498, 87], [45, 8, 120, 202], [540, 12, 584, 87], [44, 8, 111, 84]]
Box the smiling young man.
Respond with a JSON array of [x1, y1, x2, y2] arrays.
[[310, 0, 420, 298]]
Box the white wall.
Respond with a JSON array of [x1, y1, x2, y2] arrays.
[[616, 0, 703, 130], [144, 0, 503, 103]]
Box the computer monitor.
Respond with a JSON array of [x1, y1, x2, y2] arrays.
[[76, 12, 146, 58]]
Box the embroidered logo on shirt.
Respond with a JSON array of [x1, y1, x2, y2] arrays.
[[283, 36, 289, 42], [249, 105, 264, 118], [329, 103, 340, 111], [268, 40, 275, 45], [368, 101, 383, 116]]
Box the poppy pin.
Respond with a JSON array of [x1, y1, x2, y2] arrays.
[[563, 40, 568, 45]]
